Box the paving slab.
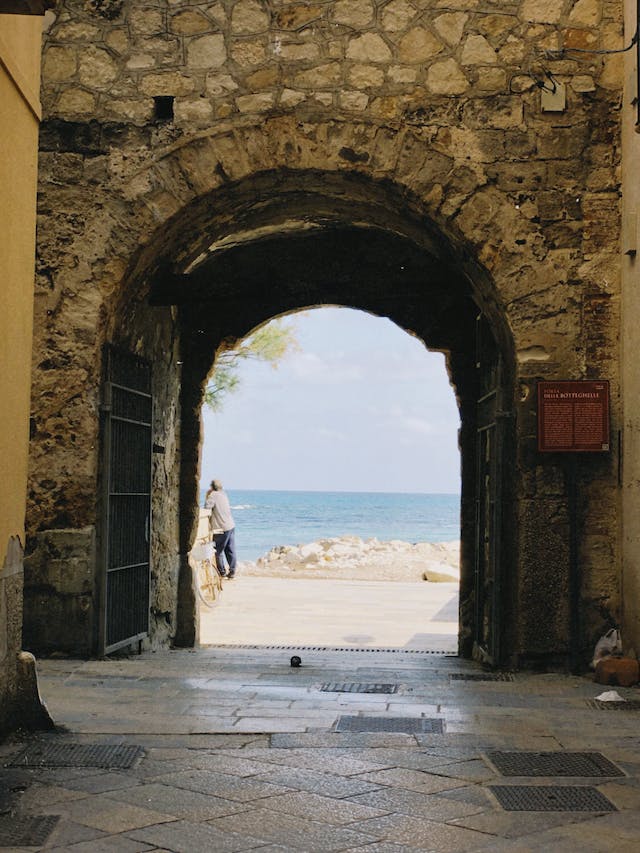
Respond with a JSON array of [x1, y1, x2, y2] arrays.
[[4, 579, 640, 850]]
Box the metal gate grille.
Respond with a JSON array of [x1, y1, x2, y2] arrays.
[[101, 347, 152, 654], [474, 315, 506, 665]]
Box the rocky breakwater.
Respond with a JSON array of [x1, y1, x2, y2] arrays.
[[240, 536, 459, 583]]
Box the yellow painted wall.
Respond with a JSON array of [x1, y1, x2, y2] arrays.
[[0, 12, 42, 730], [0, 14, 42, 560]]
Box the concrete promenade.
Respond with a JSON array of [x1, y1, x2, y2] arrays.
[[2, 578, 640, 851], [199, 577, 459, 651]]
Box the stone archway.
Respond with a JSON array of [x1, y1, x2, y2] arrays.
[[169, 220, 515, 664], [27, 113, 620, 669]]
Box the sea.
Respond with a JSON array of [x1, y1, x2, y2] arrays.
[[200, 490, 460, 562]]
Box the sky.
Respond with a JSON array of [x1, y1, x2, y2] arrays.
[[200, 307, 461, 494]]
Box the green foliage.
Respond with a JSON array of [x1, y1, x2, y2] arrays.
[[203, 319, 299, 412]]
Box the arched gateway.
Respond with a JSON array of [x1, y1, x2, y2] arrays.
[[26, 1, 622, 670]]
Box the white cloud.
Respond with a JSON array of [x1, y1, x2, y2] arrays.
[[401, 416, 435, 435], [288, 351, 363, 383], [231, 428, 255, 445], [288, 351, 325, 378], [313, 426, 347, 442]]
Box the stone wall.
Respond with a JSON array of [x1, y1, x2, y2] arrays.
[[621, 0, 640, 656], [29, 0, 624, 664]]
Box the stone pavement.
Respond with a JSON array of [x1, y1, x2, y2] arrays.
[[3, 578, 640, 851]]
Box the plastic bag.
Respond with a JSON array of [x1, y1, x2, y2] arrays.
[[591, 628, 622, 669], [190, 541, 214, 562], [595, 690, 625, 702]]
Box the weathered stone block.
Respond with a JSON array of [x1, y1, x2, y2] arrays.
[[340, 91, 369, 111], [520, 0, 562, 24], [126, 54, 155, 70], [280, 88, 306, 107], [294, 63, 341, 88], [434, 12, 467, 46], [128, 7, 164, 36], [231, 40, 266, 67], [187, 34, 226, 69], [175, 97, 214, 123], [171, 9, 212, 35], [206, 73, 238, 96], [569, 0, 602, 27], [388, 65, 417, 84], [23, 528, 96, 655], [43, 46, 77, 81], [398, 28, 443, 64], [274, 5, 323, 31], [78, 47, 118, 88], [564, 28, 598, 49], [381, 0, 416, 32], [461, 34, 498, 65], [105, 29, 129, 53], [56, 22, 100, 40], [499, 36, 526, 64], [140, 71, 195, 96], [236, 92, 275, 113], [476, 68, 507, 93], [476, 14, 515, 41], [334, 0, 373, 29], [572, 75, 596, 93], [426, 59, 468, 94], [245, 67, 279, 89], [57, 88, 96, 114], [279, 43, 320, 62], [231, 0, 269, 34], [348, 64, 385, 89], [347, 33, 392, 63]]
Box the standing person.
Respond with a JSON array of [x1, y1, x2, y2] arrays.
[[204, 479, 237, 579]]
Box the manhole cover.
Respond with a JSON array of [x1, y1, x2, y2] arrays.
[[587, 699, 640, 711], [450, 672, 514, 682], [487, 751, 624, 778], [0, 815, 60, 846], [335, 716, 444, 734], [320, 683, 399, 694], [490, 785, 616, 812], [8, 743, 144, 770]]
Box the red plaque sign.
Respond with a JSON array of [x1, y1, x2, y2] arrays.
[[538, 380, 610, 453]]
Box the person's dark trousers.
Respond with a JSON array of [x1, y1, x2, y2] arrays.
[[214, 528, 237, 576]]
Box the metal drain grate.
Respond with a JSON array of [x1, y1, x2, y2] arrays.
[[450, 672, 515, 682], [487, 751, 624, 778], [320, 683, 399, 694], [8, 742, 144, 770], [208, 643, 456, 655], [335, 715, 444, 734], [0, 815, 60, 846], [587, 699, 640, 711], [490, 785, 616, 812]]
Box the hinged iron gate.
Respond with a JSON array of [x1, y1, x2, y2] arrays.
[[474, 316, 508, 666], [99, 346, 152, 654]]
